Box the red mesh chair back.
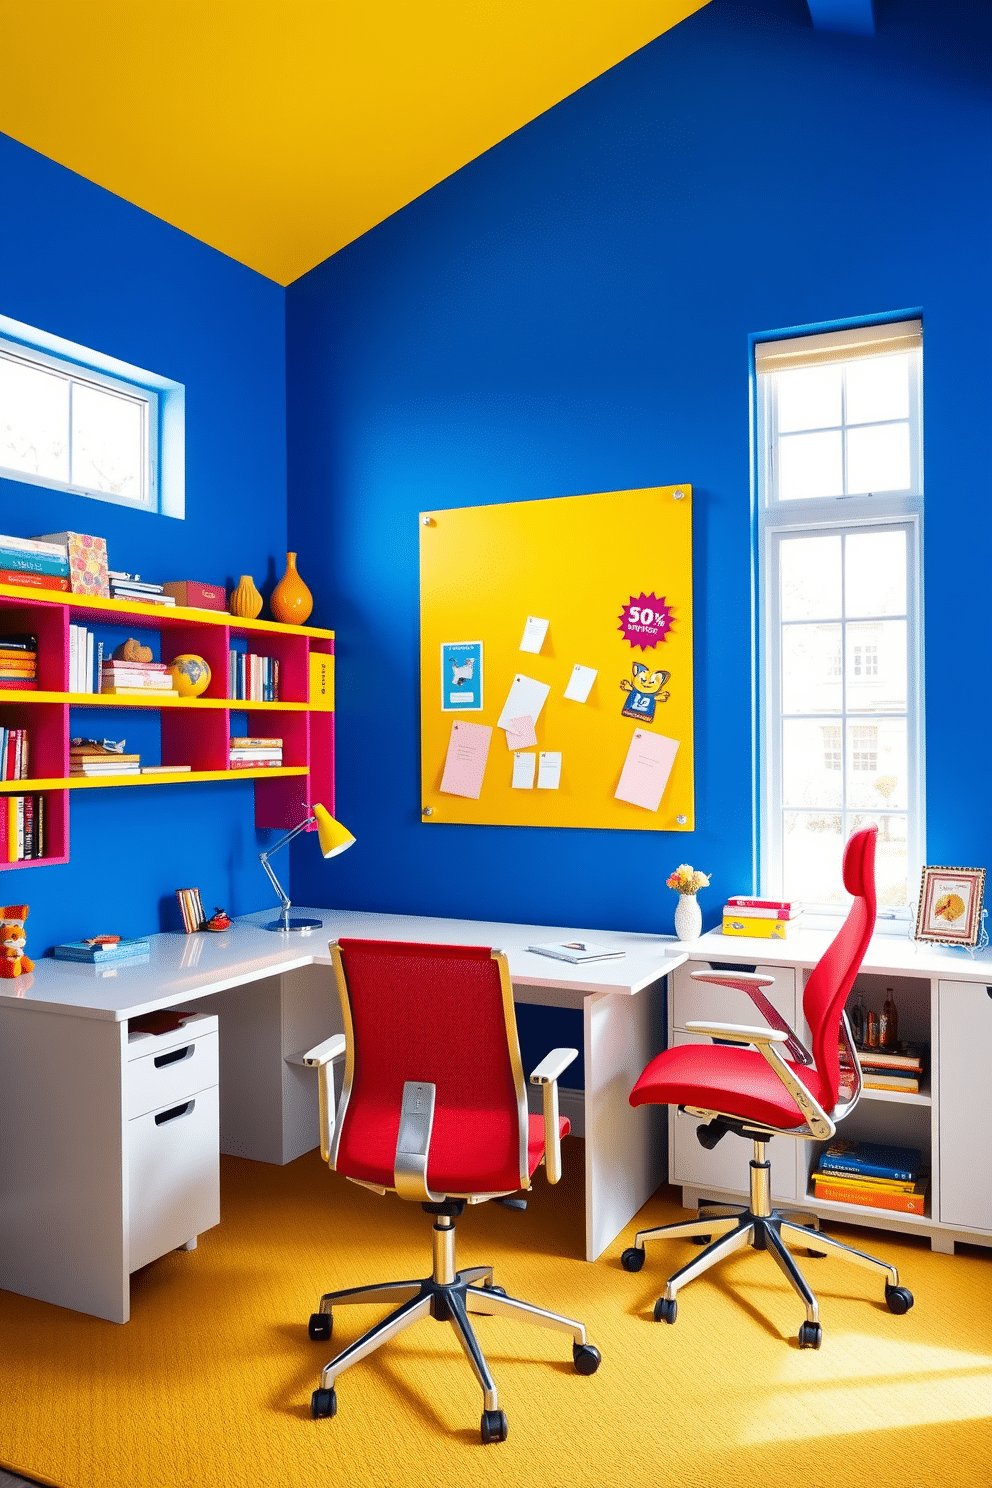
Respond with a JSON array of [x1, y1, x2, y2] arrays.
[[801, 825, 878, 1108], [332, 938, 527, 1197]]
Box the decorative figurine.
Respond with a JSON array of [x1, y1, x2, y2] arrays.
[[204, 907, 232, 932], [0, 905, 34, 978], [113, 637, 153, 663]]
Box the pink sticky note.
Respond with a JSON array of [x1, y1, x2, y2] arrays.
[[439, 720, 493, 799], [505, 713, 538, 750], [615, 730, 679, 812]]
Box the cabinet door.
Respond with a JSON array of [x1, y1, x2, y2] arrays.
[[672, 962, 796, 1033], [938, 980, 992, 1233], [669, 1034, 800, 1202]]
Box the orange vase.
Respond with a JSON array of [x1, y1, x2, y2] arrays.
[[270, 551, 313, 625], [229, 574, 263, 620]]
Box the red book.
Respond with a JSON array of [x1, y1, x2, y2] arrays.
[[0, 678, 37, 690], [0, 797, 7, 863], [0, 570, 70, 592], [102, 659, 168, 671], [726, 896, 802, 915]]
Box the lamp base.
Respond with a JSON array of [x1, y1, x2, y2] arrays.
[[264, 917, 323, 932]]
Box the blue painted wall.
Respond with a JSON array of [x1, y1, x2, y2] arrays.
[[0, 134, 289, 953], [286, 0, 992, 955]]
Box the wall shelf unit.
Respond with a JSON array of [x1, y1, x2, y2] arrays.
[[0, 582, 334, 869]]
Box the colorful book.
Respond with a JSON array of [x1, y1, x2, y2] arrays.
[[34, 532, 110, 598], [0, 534, 69, 558], [812, 1177, 928, 1215], [0, 677, 37, 690], [812, 1167, 920, 1194], [53, 937, 151, 962], [229, 736, 283, 748], [0, 549, 70, 576], [721, 903, 803, 920], [0, 570, 70, 593], [818, 1140, 922, 1182], [725, 896, 803, 914], [103, 660, 168, 671], [722, 914, 798, 938]]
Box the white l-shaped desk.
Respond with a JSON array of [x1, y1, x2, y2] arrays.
[[0, 908, 681, 1322]]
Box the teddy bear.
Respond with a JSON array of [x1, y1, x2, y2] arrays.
[[0, 905, 34, 977]]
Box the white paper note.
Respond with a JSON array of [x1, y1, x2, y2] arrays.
[[615, 730, 679, 812], [512, 751, 536, 789], [505, 713, 538, 750], [537, 751, 562, 790], [439, 720, 493, 799], [519, 616, 550, 654], [498, 674, 551, 731], [563, 664, 597, 704]]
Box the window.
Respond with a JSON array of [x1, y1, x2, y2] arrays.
[[756, 320, 923, 913], [0, 315, 184, 517]]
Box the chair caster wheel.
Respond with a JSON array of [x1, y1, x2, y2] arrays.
[[621, 1247, 645, 1272], [481, 1408, 508, 1443], [308, 1312, 332, 1341], [654, 1297, 677, 1324], [798, 1321, 822, 1349], [885, 1284, 914, 1315], [311, 1387, 337, 1418], [573, 1342, 601, 1375]]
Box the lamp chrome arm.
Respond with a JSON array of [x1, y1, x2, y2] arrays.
[[258, 813, 320, 932]]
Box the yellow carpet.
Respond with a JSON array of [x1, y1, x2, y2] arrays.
[[1, 1141, 990, 1488]]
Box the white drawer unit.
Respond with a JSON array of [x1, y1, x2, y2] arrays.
[[126, 1012, 220, 1273], [671, 961, 796, 1032], [937, 979, 992, 1234], [128, 1086, 220, 1273]]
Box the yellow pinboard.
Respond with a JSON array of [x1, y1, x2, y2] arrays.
[[419, 485, 694, 831]]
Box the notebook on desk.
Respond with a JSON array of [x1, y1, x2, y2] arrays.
[[526, 940, 625, 964]]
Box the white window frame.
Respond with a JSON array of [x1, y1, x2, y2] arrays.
[[755, 320, 925, 919], [0, 314, 184, 519]]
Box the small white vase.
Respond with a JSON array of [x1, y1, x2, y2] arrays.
[[674, 893, 702, 942]]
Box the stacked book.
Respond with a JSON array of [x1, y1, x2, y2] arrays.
[[0, 632, 38, 690], [0, 534, 70, 593], [108, 572, 175, 607], [176, 887, 206, 933], [0, 727, 29, 780], [722, 896, 803, 939], [0, 794, 46, 861], [70, 743, 141, 778], [812, 1140, 928, 1215], [229, 735, 283, 769], [839, 1041, 927, 1098], [229, 650, 280, 702], [68, 624, 103, 693], [101, 658, 179, 697], [53, 936, 151, 965]]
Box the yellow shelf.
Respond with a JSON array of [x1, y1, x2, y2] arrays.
[[0, 692, 312, 710], [0, 767, 308, 792], [0, 583, 333, 640]]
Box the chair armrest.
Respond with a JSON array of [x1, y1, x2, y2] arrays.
[[688, 970, 814, 1066], [394, 1081, 444, 1202], [685, 1020, 788, 1045], [684, 1021, 834, 1139], [529, 1047, 578, 1086], [302, 1034, 347, 1164], [528, 1047, 578, 1185]]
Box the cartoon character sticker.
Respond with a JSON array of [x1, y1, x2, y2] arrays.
[[620, 662, 670, 723], [440, 641, 484, 712]]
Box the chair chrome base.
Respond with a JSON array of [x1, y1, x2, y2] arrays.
[[622, 1143, 912, 1345], [308, 1212, 600, 1440]]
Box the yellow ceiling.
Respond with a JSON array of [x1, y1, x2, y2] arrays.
[[0, 1, 708, 285]]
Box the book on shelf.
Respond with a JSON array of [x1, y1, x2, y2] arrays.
[[0, 570, 70, 593], [34, 532, 110, 598], [725, 896, 803, 915], [309, 652, 333, 710], [140, 764, 192, 774], [1, 728, 30, 780], [722, 913, 799, 938], [818, 1139, 923, 1182], [103, 659, 168, 672], [176, 887, 206, 933], [229, 736, 283, 748], [0, 548, 70, 576], [526, 941, 626, 963], [53, 937, 151, 963], [0, 676, 38, 690], [848, 1041, 927, 1072], [229, 747, 283, 760], [109, 578, 164, 593], [229, 758, 284, 769], [102, 671, 175, 689], [811, 1175, 928, 1215], [162, 580, 227, 612], [0, 534, 69, 559], [862, 1074, 921, 1093], [811, 1166, 921, 1194], [70, 763, 141, 776], [101, 685, 180, 697], [229, 649, 280, 702], [0, 793, 45, 862]]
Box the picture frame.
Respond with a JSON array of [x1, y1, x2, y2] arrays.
[[913, 865, 986, 946]]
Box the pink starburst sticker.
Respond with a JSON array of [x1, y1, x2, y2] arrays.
[[619, 592, 674, 650]]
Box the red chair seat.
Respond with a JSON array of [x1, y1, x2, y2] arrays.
[[629, 1043, 833, 1131]]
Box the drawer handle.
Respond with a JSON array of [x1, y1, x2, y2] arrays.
[[155, 1100, 195, 1125], [154, 1045, 193, 1069]]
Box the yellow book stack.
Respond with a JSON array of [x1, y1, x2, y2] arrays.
[[722, 913, 797, 939]]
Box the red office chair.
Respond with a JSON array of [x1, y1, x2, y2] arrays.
[[621, 826, 914, 1347], [302, 938, 601, 1444]]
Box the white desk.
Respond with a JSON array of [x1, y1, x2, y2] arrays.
[[0, 908, 683, 1322]]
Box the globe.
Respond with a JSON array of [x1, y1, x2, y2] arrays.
[[168, 654, 211, 698]]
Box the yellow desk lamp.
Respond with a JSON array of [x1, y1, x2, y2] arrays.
[[259, 802, 355, 932]]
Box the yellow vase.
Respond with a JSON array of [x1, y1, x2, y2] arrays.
[[270, 552, 313, 625], [229, 574, 263, 620]]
